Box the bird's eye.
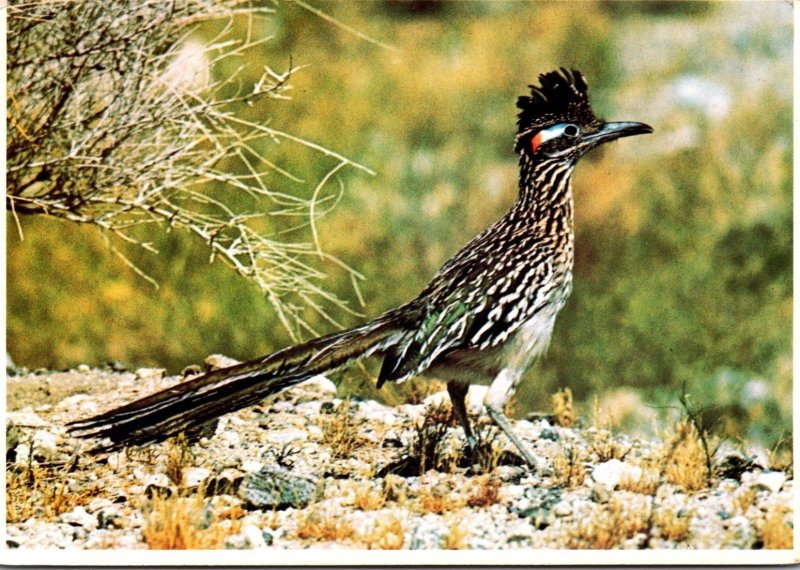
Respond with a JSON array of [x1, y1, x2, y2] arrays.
[[563, 124, 579, 137]]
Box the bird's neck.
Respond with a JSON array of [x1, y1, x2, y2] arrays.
[[515, 157, 575, 226]]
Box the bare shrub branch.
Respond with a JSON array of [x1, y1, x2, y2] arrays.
[[8, 0, 372, 340]]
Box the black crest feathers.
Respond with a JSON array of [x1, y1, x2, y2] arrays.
[[515, 68, 598, 150]]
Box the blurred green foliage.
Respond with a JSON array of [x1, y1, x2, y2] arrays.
[[7, 1, 791, 445]]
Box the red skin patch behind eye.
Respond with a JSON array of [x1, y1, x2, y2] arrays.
[[531, 132, 543, 153]]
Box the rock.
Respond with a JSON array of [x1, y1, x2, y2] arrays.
[[554, 501, 573, 517], [466, 385, 488, 414], [241, 465, 320, 510], [60, 506, 97, 530], [97, 507, 126, 530], [183, 467, 211, 488], [181, 364, 203, 377], [204, 354, 240, 371], [56, 394, 97, 416], [242, 524, 267, 548], [715, 452, 762, 481], [77, 364, 91, 373], [422, 390, 449, 409], [7, 410, 48, 427], [744, 470, 786, 493], [218, 430, 241, 447], [589, 483, 610, 504], [86, 498, 113, 513], [32, 429, 59, 460], [205, 470, 244, 496], [409, 516, 445, 549], [303, 375, 338, 396], [591, 459, 641, 490], [241, 461, 263, 474], [265, 429, 308, 445], [135, 368, 165, 382]]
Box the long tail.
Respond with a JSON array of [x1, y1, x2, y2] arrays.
[[67, 314, 403, 451]]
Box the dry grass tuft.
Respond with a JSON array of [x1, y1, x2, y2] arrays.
[[142, 493, 240, 549], [761, 503, 794, 549], [466, 476, 501, 508], [566, 496, 650, 549], [416, 486, 464, 515], [653, 506, 692, 542], [359, 514, 406, 549], [409, 401, 458, 474], [165, 433, 192, 487], [551, 388, 577, 428], [663, 422, 709, 492], [321, 399, 358, 460], [733, 487, 758, 516], [353, 483, 388, 511], [443, 519, 468, 550], [551, 446, 587, 488], [6, 463, 100, 523], [618, 467, 660, 496], [296, 509, 355, 542], [587, 429, 631, 463]]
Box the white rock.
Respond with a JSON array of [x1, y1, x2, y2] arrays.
[[33, 429, 59, 456], [265, 429, 308, 445], [14, 443, 31, 465], [146, 473, 172, 488], [204, 354, 240, 370], [183, 467, 211, 488], [135, 367, 166, 382], [466, 385, 488, 414], [56, 394, 98, 415], [554, 502, 573, 517], [304, 374, 338, 396], [60, 506, 97, 530], [219, 430, 240, 447], [745, 470, 787, 493], [7, 410, 48, 427], [242, 524, 267, 548], [86, 497, 113, 513], [241, 460, 264, 474], [77, 364, 91, 373], [422, 390, 449, 408], [591, 459, 641, 490]]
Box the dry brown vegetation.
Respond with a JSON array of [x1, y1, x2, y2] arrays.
[[295, 509, 355, 542], [567, 496, 651, 549], [466, 476, 501, 508], [321, 399, 359, 460], [761, 504, 794, 550], [6, 463, 101, 523], [416, 486, 465, 516], [551, 446, 587, 489], [551, 388, 577, 428], [653, 506, 692, 542], [142, 493, 241, 549], [360, 514, 406, 549], [663, 422, 710, 492]]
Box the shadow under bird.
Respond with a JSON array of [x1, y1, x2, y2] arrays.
[[69, 68, 653, 467]]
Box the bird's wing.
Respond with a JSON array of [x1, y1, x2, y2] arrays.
[[377, 237, 555, 384]]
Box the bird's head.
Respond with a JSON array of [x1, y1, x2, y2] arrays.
[[515, 68, 652, 162]]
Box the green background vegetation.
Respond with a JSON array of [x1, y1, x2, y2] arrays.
[[7, 1, 791, 447]]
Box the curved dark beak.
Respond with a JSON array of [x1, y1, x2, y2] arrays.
[[583, 121, 654, 148]]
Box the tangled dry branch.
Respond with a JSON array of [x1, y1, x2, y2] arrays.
[[7, 0, 373, 339]]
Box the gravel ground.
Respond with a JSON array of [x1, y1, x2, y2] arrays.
[[5, 363, 794, 553]]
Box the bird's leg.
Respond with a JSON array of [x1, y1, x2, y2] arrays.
[[484, 369, 539, 469], [447, 380, 477, 454]]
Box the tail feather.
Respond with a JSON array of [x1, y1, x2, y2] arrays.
[[67, 315, 401, 451]]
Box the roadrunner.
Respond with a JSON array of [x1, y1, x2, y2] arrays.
[[69, 69, 652, 466]]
